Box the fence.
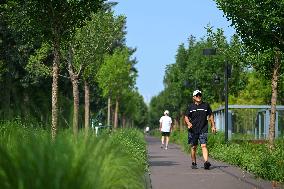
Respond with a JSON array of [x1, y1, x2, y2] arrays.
[[91, 121, 112, 136], [213, 105, 284, 140]]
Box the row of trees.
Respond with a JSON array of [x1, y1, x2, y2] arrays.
[[215, 0, 284, 145], [149, 27, 253, 129], [149, 0, 284, 146], [0, 0, 148, 138]]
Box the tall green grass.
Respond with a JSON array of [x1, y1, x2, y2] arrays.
[[208, 133, 284, 182], [110, 129, 148, 171], [168, 129, 284, 182], [0, 121, 146, 189]]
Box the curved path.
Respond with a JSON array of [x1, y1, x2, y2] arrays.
[[146, 135, 282, 189]]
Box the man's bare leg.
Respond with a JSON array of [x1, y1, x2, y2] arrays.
[[161, 136, 165, 148], [191, 145, 197, 163], [201, 144, 208, 161], [165, 136, 169, 149], [201, 144, 211, 169], [191, 145, 198, 168]]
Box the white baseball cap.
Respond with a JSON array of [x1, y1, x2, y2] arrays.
[[164, 110, 169, 115], [192, 90, 202, 96]]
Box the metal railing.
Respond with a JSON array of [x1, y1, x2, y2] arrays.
[[213, 105, 284, 140], [91, 123, 112, 136]]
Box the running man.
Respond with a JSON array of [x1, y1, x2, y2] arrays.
[[184, 90, 216, 169]]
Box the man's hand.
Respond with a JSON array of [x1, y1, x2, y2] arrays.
[[211, 126, 217, 134], [187, 122, 193, 129], [209, 115, 216, 134], [184, 116, 192, 129]]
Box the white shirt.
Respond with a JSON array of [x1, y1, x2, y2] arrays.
[[159, 115, 172, 132], [145, 127, 149, 132]]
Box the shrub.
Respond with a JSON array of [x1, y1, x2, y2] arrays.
[[110, 129, 148, 171], [0, 122, 146, 189], [170, 129, 284, 182]]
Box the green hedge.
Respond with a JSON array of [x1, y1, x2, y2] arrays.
[[171, 129, 284, 182], [208, 133, 284, 182], [0, 121, 147, 189], [110, 128, 148, 171]]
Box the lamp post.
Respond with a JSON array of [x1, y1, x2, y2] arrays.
[[203, 48, 229, 142], [224, 60, 229, 142]]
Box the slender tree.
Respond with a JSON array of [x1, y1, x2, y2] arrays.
[[4, 0, 106, 138], [73, 11, 126, 134], [119, 89, 148, 129], [214, 0, 284, 145], [97, 48, 135, 129], [66, 46, 81, 137]]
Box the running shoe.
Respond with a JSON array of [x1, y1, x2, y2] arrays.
[[191, 162, 198, 169], [204, 161, 211, 170]]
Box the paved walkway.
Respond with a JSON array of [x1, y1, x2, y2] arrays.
[[146, 136, 283, 189]]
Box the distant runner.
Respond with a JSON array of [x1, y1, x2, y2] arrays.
[[159, 110, 173, 150], [145, 126, 150, 135]]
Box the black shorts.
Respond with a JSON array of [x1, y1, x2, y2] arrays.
[[188, 132, 208, 146], [161, 132, 170, 136]]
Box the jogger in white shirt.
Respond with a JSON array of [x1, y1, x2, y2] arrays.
[[159, 110, 173, 150]]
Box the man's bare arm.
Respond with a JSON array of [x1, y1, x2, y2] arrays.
[[209, 114, 216, 133], [184, 116, 192, 129]]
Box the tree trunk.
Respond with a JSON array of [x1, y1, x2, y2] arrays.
[[67, 46, 79, 137], [174, 119, 178, 131], [107, 97, 111, 126], [23, 91, 30, 118], [51, 41, 60, 140], [112, 108, 115, 127], [122, 114, 126, 128], [268, 50, 281, 146], [179, 116, 183, 131], [3, 74, 11, 119], [84, 81, 90, 135], [114, 98, 119, 129], [126, 118, 129, 128], [180, 110, 184, 131], [71, 77, 79, 137]]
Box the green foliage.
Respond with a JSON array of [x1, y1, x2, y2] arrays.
[[0, 0, 145, 134], [0, 121, 146, 189], [73, 11, 126, 80], [26, 42, 52, 78], [208, 136, 284, 182], [2, 0, 110, 132], [4, 0, 107, 45], [171, 129, 284, 182], [110, 129, 148, 171], [0, 60, 7, 81], [214, 2, 284, 145], [148, 93, 168, 128], [244, 49, 284, 81], [170, 129, 189, 152], [119, 90, 148, 129], [97, 48, 135, 98], [230, 71, 271, 104], [214, 0, 284, 52], [149, 27, 247, 128]]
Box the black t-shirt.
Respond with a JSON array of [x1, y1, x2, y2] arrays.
[[185, 102, 212, 134]]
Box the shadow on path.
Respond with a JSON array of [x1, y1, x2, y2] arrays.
[[150, 160, 180, 167]]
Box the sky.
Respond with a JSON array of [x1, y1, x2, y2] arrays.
[[113, 0, 236, 104]]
